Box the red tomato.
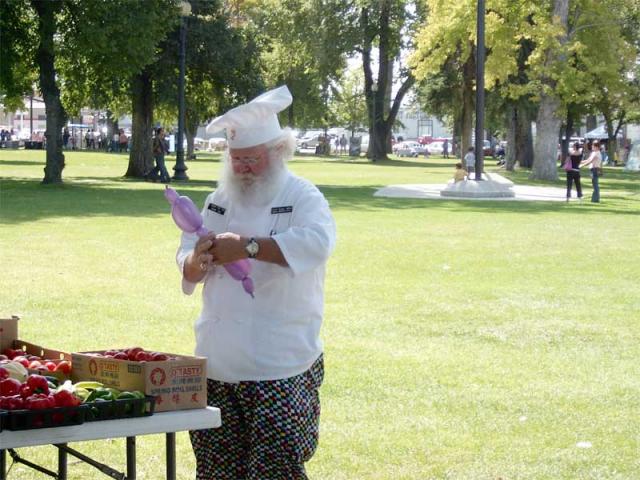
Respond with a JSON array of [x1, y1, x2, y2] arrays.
[[0, 377, 22, 396], [13, 356, 29, 368], [26, 374, 50, 395], [25, 393, 55, 410], [53, 390, 81, 407], [0, 394, 25, 410], [135, 351, 150, 362], [29, 360, 43, 370], [54, 360, 72, 375], [44, 361, 57, 372], [113, 352, 129, 360], [127, 347, 144, 361], [19, 382, 33, 399]]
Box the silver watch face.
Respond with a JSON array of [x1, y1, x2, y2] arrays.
[[246, 239, 259, 256]]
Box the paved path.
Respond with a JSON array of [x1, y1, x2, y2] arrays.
[[374, 182, 575, 202]]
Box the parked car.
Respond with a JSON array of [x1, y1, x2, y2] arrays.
[[297, 133, 323, 149], [394, 141, 427, 157], [483, 140, 493, 157], [425, 141, 445, 155], [360, 135, 369, 154]]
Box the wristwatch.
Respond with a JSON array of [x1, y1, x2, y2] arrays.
[[245, 237, 259, 259]]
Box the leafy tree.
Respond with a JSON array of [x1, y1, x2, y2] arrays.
[[567, 0, 640, 164], [358, 0, 423, 161], [330, 66, 368, 136], [0, 0, 175, 184], [154, 0, 263, 165], [412, 0, 526, 162], [239, 0, 354, 129]]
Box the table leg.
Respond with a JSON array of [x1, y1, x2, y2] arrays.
[[166, 432, 176, 480], [57, 443, 68, 480], [126, 436, 136, 480], [0, 449, 6, 480]]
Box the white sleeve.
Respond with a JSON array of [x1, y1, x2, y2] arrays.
[[176, 230, 200, 295], [175, 195, 212, 295], [272, 184, 336, 276]]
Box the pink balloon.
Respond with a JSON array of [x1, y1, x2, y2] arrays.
[[165, 187, 254, 298]]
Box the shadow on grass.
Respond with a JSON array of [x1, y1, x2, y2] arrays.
[[1, 174, 637, 225], [0, 159, 44, 167]]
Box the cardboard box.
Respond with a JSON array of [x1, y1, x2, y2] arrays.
[[71, 351, 207, 412], [0, 317, 72, 380], [0, 316, 19, 352], [12, 339, 72, 381]]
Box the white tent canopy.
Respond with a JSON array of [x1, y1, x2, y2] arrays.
[[584, 125, 623, 140], [584, 125, 608, 139]]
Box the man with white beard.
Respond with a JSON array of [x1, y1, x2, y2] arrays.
[[176, 85, 336, 479]]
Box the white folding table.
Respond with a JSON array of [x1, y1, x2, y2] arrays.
[[0, 406, 220, 480]]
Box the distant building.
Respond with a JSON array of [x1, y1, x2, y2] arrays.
[[0, 97, 47, 138], [393, 108, 451, 141]]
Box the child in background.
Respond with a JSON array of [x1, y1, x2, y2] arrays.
[[453, 162, 467, 182], [464, 146, 475, 176]]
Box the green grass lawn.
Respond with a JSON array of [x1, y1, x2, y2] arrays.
[[1, 149, 639, 479]]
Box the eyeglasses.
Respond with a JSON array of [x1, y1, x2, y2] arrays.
[[231, 157, 260, 166]]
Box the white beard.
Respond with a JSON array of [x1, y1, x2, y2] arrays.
[[219, 154, 288, 207]]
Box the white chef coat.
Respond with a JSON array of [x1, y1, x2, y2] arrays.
[[177, 171, 336, 383]]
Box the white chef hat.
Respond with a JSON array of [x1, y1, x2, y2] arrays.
[[206, 85, 292, 149]]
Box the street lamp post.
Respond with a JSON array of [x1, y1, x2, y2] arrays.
[[474, 0, 486, 180], [29, 95, 33, 138], [371, 81, 378, 161], [173, 1, 191, 181]]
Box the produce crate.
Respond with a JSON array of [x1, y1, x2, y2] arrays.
[[12, 339, 72, 381], [85, 395, 156, 422], [0, 409, 6, 432], [72, 351, 207, 412], [4, 404, 89, 431]]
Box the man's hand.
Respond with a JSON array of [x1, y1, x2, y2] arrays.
[[209, 232, 247, 265], [208, 232, 289, 268], [184, 233, 216, 282]]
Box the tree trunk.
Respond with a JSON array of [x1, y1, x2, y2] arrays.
[[506, 104, 517, 170], [125, 69, 154, 178], [32, 0, 67, 185], [106, 110, 117, 152], [185, 114, 198, 160], [517, 106, 534, 169], [362, 2, 414, 162], [532, 96, 561, 180], [531, 0, 568, 180], [604, 115, 616, 166]]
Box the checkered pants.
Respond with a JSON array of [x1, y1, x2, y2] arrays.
[[190, 355, 324, 480]]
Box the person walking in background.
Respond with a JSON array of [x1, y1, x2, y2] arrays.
[[464, 146, 475, 177], [148, 127, 171, 183], [443, 139, 449, 159], [118, 129, 128, 152], [581, 139, 603, 203], [566, 141, 583, 202], [600, 142, 609, 166], [339, 134, 347, 155], [62, 127, 70, 150]]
